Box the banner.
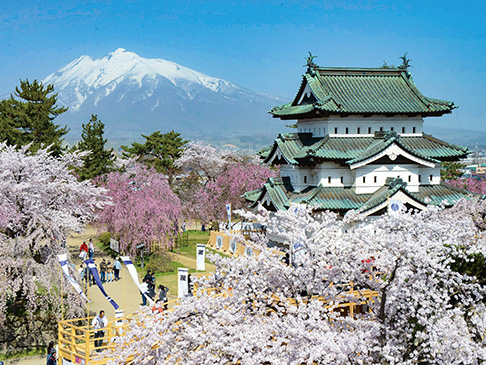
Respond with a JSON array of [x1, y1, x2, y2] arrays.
[[110, 238, 120, 253], [120, 256, 154, 306], [229, 239, 237, 254], [84, 259, 119, 309], [388, 199, 403, 217], [196, 244, 206, 271], [245, 245, 253, 258], [226, 203, 231, 228], [57, 254, 88, 302], [291, 239, 307, 267], [178, 268, 189, 298]]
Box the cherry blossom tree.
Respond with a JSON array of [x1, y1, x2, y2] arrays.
[[0, 143, 108, 351], [447, 177, 486, 195], [174, 142, 277, 222], [106, 204, 486, 364], [95, 164, 182, 254]]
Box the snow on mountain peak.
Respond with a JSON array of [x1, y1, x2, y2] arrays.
[[43, 49, 238, 110]]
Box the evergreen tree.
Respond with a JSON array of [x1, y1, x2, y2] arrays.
[[0, 79, 68, 156], [441, 161, 467, 181], [73, 114, 115, 180], [122, 130, 187, 184]]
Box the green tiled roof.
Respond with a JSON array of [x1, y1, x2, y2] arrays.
[[270, 68, 455, 119], [263, 132, 468, 166], [244, 177, 478, 214]]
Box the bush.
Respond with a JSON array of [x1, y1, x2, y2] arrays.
[[145, 250, 173, 274]]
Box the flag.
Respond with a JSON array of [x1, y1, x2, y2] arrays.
[[226, 203, 231, 228], [57, 254, 88, 302], [196, 244, 206, 271], [84, 259, 119, 309], [120, 256, 154, 306]]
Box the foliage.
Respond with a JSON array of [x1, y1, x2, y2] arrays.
[[107, 205, 486, 364], [95, 164, 182, 255], [0, 79, 68, 156], [122, 131, 187, 184], [72, 114, 115, 180], [145, 250, 173, 274], [0, 143, 107, 351], [441, 161, 467, 180], [175, 141, 277, 221], [447, 177, 486, 195]]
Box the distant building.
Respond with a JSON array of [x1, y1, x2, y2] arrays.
[[245, 58, 474, 216]]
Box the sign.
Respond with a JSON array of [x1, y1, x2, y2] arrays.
[[216, 235, 224, 249], [196, 244, 206, 271], [178, 268, 189, 298], [226, 203, 231, 228], [229, 239, 237, 254], [388, 199, 403, 217], [110, 238, 120, 253], [245, 246, 253, 258]]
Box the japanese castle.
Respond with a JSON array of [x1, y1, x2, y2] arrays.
[[245, 55, 472, 216]]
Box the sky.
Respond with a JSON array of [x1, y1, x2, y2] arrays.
[[1, 0, 485, 131]]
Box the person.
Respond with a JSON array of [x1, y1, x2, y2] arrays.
[[113, 258, 121, 281], [100, 259, 107, 283], [79, 241, 88, 260], [46, 341, 55, 363], [46, 348, 57, 365], [88, 239, 95, 259], [78, 264, 85, 283], [144, 270, 156, 300], [106, 260, 113, 282], [157, 284, 169, 310], [152, 299, 164, 314], [181, 221, 186, 232], [140, 282, 149, 306], [187, 274, 193, 297], [92, 310, 108, 352]]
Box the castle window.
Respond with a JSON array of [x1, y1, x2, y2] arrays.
[[363, 176, 366, 183], [413, 126, 416, 133], [345, 127, 349, 134], [379, 127, 383, 132], [340, 176, 344, 184], [318, 128, 321, 135], [313, 128, 316, 134], [391, 127, 394, 132], [357, 127, 360, 134], [374, 176, 377, 183], [304, 176, 307, 184], [402, 126, 406, 133], [418, 175, 422, 183], [430, 174, 433, 182], [334, 127, 338, 134], [408, 175, 411, 182], [368, 127, 372, 134], [328, 176, 331, 184]]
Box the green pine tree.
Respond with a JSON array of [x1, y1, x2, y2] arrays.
[[122, 130, 187, 184], [0, 79, 69, 156], [441, 161, 466, 181], [73, 114, 115, 180]]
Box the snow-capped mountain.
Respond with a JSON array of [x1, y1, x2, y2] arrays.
[[43, 48, 285, 145]]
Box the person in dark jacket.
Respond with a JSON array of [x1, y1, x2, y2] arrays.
[[47, 348, 57, 365]]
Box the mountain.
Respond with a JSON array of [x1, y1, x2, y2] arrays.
[[43, 48, 287, 147]]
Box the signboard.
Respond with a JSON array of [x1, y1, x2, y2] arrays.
[[216, 235, 223, 249], [229, 239, 237, 254], [178, 268, 189, 298], [110, 238, 120, 253], [196, 244, 206, 271]]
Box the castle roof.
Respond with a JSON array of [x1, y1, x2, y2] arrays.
[[262, 132, 469, 167], [270, 67, 455, 119], [243, 177, 479, 215]]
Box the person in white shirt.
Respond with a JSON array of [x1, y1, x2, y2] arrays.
[[92, 310, 108, 352], [88, 239, 95, 259]]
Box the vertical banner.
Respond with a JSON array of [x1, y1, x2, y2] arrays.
[[388, 199, 403, 217], [178, 268, 189, 298], [226, 203, 231, 229], [196, 244, 206, 271], [120, 256, 154, 306], [84, 259, 119, 309], [57, 254, 88, 302]]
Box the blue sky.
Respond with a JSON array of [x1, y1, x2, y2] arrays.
[[1, 0, 485, 130]]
